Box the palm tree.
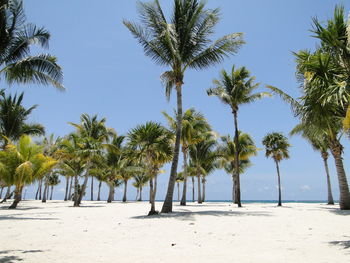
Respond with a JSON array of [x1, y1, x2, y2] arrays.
[[133, 174, 149, 201], [175, 172, 184, 201], [124, 0, 244, 213], [0, 91, 44, 202], [262, 132, 290, 207], [218, 132, 258, 203], [189, 133, 218, 204], [128, 121, 173, 215], [0, 135, 57, 209], [163, 108, 210, 206], [207, 65, 269, 207], [47, 171, 60, 200], [0, 0, 64, 90], [290, 123, 335, 205], [69, 114, 113, 206]]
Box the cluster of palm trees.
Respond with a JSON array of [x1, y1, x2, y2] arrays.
[[1, 0, 349, 214]]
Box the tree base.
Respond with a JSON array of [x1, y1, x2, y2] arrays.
[[148, 210, 159, 216]]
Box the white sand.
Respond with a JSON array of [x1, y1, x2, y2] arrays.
[[0, 201, 349, 263]]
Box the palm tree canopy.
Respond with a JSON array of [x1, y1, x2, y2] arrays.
[[207, 65, 270, 112], [124, 0, 244, 99], [262, 132, 290, 162], [0, 0, 64, 90], [0, 91, 44, 145]]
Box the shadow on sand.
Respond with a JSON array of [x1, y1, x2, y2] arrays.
[[0, 214, 58, 221], [131, 209, 272, 221], [0, 250, 45, 263], [329, 240, 350, 249], [322, 206, 350, 216]]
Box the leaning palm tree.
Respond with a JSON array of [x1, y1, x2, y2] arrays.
[[207, 65, 269, 207], [0, 135, 57, 209], [217, 132, 258, 203], [262, 132, 290, 207], [0, 0, 64, 89], [163, 108, 210, 206], [128, 121, 173, 215], [290, 123, 334, 205], [124, 0, 244, 213]]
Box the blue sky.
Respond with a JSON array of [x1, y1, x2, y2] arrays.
[[14, 0, 350, 201]]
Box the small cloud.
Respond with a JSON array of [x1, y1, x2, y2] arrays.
[[300, 185, 311, 191]]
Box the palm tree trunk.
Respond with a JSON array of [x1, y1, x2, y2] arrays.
[[197, 173, 202, 204], [154, 175, 158, 201], [1, 186, 11, 203], [42, 179, 48, 203], [329, 140, 350, 210], [0, 186, 3, 199], [180, 147, 188, 205], [107, 183, 114, 203], [148, 177, 158, 215], [177, 182, 180, 201], [231, 161, 236, 203], [232, 110, 242, 207], [122, 180, 127, 202], [90, 176, 94, 201], [38, 179, 42, 200], [68, 176, 73, 200], [75, 165, 91, 207], [135, 188, 139, 201], [321, 152, 334, 205], [97, 181, 102, 201], [138, 187, 142, 201], [275, 159, 282, 206], [9, 186, 23, 209], [64, 176, 69, 201], [192, 176, 195, 202], [50, 186, 54, 200], [161, 84, 183, 213], [202, 178, 206, 203], [35, 180, 41, 200]]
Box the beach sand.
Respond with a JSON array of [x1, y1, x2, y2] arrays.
[[0, 201, 349, 262]]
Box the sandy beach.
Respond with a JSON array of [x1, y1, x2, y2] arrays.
[[0, 201, 349, 263]]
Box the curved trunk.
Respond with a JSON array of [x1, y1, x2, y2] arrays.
[[42, 179, 48, 203], [97, 181, 102, 201], [161, 84, 183, 213], [329, 140, 350, 210], [197, 173, 202, 204], [75, 164, 91, 207], [35, 180, 41, 200], [68, 176, 73, 200], [107, 183, 114, 203], [192, 176, 195, 202], [90, 176, 94, 201], [321, 152, 334, 205], [275, 159, 282, 206], [64, 176, 69, 201], [50, 186, 54, 200], [180, 147, 188, 205], [202, 178, 206, 203], [9, 186, 23, 209], [1, 186, 11, 203], [122, 180, 127, 202], [232, 110, 242, 207], [138, 187, 142, 201]]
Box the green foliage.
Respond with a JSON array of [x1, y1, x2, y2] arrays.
[[262, 132, 290, 162]]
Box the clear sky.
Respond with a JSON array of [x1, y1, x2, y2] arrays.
[[14, 0, 350, 201]]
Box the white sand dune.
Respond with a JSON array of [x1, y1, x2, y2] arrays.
[[0, 201, 349, 263]]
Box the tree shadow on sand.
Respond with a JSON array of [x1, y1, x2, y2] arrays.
[[322, 206, 350, 216], [131, 209, 272, 221], [0, 250, 45, 263], [0, 214, 58, 221], [329, 240, 350, 249]]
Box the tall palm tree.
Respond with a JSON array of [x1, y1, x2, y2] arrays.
[[163, 108, 210, 206], [262, 132, 290, 207], [124, 0, 244, 213], [290, 123, 334, 205], [128, 121, 173, 215], [218, 132, 258, 203], [0, 135, 57, 209], [0, 0, 64, 89], [207, 65, 269, 207]]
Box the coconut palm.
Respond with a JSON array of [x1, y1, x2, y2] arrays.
[[163, 108, 210, 206], [0, 135, 57, 208], [189, 133, 218, 204], [133, 174, 149, 201], [128, 121, 173, 215], [218, 132, 258, 203], [290, 123, 335, 205], [47, 171, 60, 200], [0, 0, 63, 89], [69, 114, 114, 206], [124, 0, 244, 213], [262, 132, 290, 207], [207, 65, 269, 207]]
